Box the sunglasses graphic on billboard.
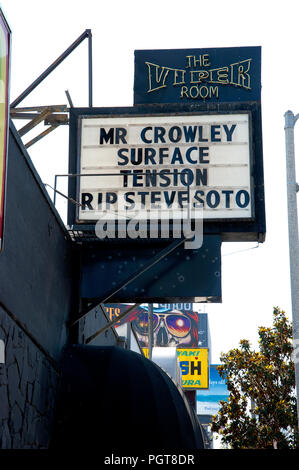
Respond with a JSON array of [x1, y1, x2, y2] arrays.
[[104, 303, 205, 348]]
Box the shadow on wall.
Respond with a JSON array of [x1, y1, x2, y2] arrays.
[[50, 345, 205, 450]]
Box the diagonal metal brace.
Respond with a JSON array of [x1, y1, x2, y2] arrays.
[[70, 236, 188, 328], [10, 29, 92, 108], [44, 183, 82, 207], [18, 108, 52, 137], [11, 105, 69, 148], [85, 303, 141, 345], [25, 124, 59, 148]]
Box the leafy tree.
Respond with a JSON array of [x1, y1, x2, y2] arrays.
[[211, 307, 299, 449]]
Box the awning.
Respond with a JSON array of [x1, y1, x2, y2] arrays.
[[50, 345, 205, 450]]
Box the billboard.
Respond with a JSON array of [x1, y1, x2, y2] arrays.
[[196, 364, 229, 415], [178, 347, 208, 389], [104, 303, 203, 348], [77, 112, 252, 222], [0, 9, 10, 251], [134, 46, 261, 105]]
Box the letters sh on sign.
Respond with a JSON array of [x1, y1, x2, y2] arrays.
[[177, 348, 209, 390], [78, 113, 252, 221]]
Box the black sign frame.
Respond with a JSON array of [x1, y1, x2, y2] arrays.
[[68, 101, 265, 242]]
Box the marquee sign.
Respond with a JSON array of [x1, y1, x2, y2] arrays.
[[68, 103, 265, 242], [0, 9, 10, 251], [134, 46, 261, 105], [68, 45, 265, 305], [77, 112, 252, 222]]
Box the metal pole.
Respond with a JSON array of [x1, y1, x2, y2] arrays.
[[87, 29, 93, 107], [148, 304, 154, 360], [284, 110, 299, 428], [53, 174, 58, 206]]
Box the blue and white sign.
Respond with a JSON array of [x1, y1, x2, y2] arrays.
[[196, 364, 229, 415]]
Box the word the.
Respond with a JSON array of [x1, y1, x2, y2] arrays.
[[186, 54, 210, 68]]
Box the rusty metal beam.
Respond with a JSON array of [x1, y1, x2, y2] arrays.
[[25, 124, 59, 148], [10, 104, 69, 147], [18, 108, 52, 137], [10, 105, 67, 112], [44, 114, 69, 126], [9, 112, 39, 120], [11, 112, 69, 125]]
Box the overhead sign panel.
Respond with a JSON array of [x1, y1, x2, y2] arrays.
[[80, 235, 222, 302], [0, 9, 10, 251], [134, 46, 261, 105], [78, 112, 252, 222]]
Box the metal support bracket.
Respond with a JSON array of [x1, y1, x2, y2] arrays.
[[10, 29, 93, 147], [10, 105, 69, 148], [70, 237, 188, 329], [85, 303, 141, 345]]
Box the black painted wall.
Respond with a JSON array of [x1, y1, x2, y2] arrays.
[[0, 121, 79, 448], [0, 122, 78, 360]]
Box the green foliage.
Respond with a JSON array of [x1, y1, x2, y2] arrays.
[[211, 307, 299, 449]]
